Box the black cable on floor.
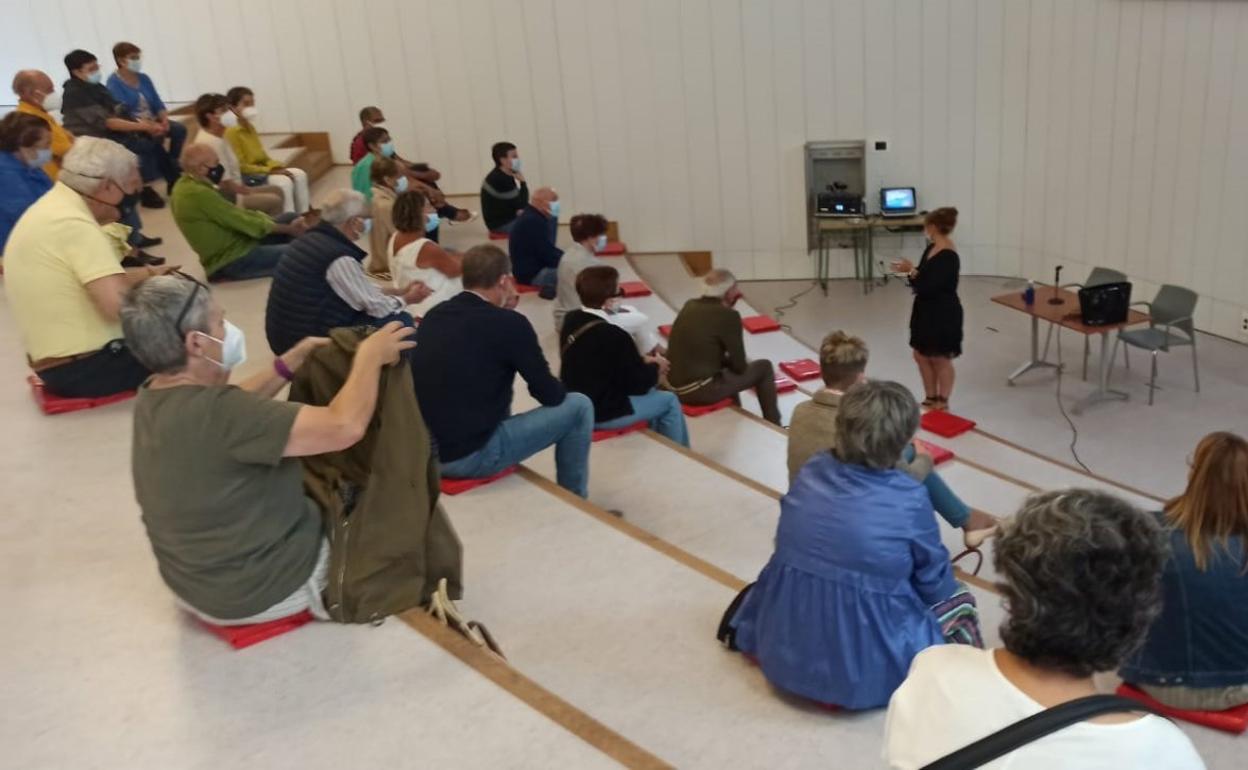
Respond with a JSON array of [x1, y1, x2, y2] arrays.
[[1053, 324, 1093, 474], [772, 280, 818, 332]]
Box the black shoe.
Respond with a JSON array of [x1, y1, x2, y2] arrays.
[[135, 234, 163, 248], [136, 251, 166, 266], [120, 255, 144, 268], [140, 186, 166, 209]]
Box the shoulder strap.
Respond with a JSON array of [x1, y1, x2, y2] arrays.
[[920, 694, 1162, 770], [561, 319, 606, 357]]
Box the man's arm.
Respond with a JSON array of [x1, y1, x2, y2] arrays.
[[238, 337, 330, 398], [721, 310, 749, 374], [325, 256, 406, 318], [83, 268, 172, 321], [509, 315, 566, 406]]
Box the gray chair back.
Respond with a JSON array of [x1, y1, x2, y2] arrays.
[[1152, 284, 1198, 338], [1086, 267, 1127, 287]]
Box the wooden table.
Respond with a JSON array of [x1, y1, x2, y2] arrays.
[[991, 285, 1150, 412], [814, 214, 926, 295]]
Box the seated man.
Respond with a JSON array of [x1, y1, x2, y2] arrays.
[[560, 266, 688, 447], [554, 212, 662, 355], [666, 269, 781, 425], [788, 331, 997, 547], [3, 137, 169, 397], [122, 274, 416, 625], [171, 144, 306, 281], [225, 86, 309, 213], [349, 117, 472, 229], [191, 93, 283, 216], [265, 188, 430, 355], [508, 186, 562, 298], [412, 244, 593, 497], [12, 69, 73, 179], [480, 141, 528, 234], [105, 42, 186, 207], [61, 48, 177, 209]]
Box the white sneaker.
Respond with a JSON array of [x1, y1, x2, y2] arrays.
[[449, 210, 479, 225]]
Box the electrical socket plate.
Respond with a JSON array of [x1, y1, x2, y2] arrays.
[[1241, 311, 1248, 337]]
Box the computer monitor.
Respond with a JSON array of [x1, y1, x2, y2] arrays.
[[880, 187, 917, 216]]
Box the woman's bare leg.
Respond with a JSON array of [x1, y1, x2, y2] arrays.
[[913, 349, 938, 401]]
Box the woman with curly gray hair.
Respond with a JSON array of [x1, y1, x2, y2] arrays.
[[883, 489, 1203, 769]]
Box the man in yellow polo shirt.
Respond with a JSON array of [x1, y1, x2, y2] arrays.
[[11, 69, 72, 180], [4, 137, 170, 398]]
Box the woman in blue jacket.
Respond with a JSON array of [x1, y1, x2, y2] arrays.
[[106, 41, 185, 206], [728, 380, 980, 710], [0, 113, 53, 253], [1120, 431, 1248, 711]]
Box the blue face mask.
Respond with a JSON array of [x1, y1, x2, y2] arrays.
[[395, 175, 409, 193], [549, 200, 561, 218], [380, 141, 396, 158], [424, 212, 441, 233], [85, 70, 103, 85], [360, 217, 373, 236], [511, 157, 522, 173], [28, 148, 52, 169], [594, 234, 608, 251], [126, 58, 143, 73]]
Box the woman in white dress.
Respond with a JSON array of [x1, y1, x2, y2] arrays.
[[388, 190, 463, 314]]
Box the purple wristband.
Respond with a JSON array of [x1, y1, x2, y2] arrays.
[[273, 357, 295, 381]]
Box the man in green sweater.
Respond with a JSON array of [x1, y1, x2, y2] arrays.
[[172, 143, 307, 281], [666, 268, 781, 425]]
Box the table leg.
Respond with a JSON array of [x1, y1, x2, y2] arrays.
[[864, 226, 875, 295], [1007, 314, 1061, 385], [1072, 331, 1129, 414]]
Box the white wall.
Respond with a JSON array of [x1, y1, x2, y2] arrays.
[[4, 0, 1247, 338]]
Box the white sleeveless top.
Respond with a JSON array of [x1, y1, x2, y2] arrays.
[[389, 233, 463, 312]]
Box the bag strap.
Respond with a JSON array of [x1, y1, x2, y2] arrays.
[[920, 694, 1162, 770], [561, 319, 606, 357]]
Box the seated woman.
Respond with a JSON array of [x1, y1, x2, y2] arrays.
[[366, 156, 405, 278], [0, 112, 53, 252], [788, 331, 997, 548], [225, 86, 309, 213], [122, 274, 414, 624], [1120, 431, 1248, 712], [885, 489, 1203, 769], [389, 190, 463, 313], [727, 380, 980, 710], [560, 265, 688, 447]]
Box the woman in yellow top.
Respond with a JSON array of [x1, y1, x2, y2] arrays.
[[224, 86, 309, 214]]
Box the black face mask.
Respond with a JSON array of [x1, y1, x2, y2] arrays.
[[118, 191, 140, 213], [206, 164, 225, 184]]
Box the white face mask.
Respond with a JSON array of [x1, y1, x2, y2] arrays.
[[195, 320, 247, 371], [40, 91, 62, 112], [219, 110, 239, 128], [241, 106, 259, 121]]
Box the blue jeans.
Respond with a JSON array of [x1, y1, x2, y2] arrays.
[[596, 389, 689, 447], [530, 266, 558, 291], [119, 205, 144, 247], [209, 213, 298, 281], [904, 443, 970, 528], [121, 120, 186, 188], [440, 393, 594, 497]]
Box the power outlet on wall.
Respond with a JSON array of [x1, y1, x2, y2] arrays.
[[1241, 311, 1248, 338]]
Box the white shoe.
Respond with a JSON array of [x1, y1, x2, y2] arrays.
[[449, 210, 479, 225]]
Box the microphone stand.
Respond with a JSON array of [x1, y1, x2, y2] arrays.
[[1048, 265, 1065, 305]]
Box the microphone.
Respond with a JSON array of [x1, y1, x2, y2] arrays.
[[1048, 265, 1065, 305]]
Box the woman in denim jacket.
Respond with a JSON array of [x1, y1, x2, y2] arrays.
[[1120, 431, 1248, 710]]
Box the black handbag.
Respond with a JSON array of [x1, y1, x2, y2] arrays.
[[715, 582, 754, 651], [921, 693, 1163, 769]]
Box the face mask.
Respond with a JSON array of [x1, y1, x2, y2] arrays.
[[510, 157, 522, 173], [40, 91, 62, 112], [242, 106, 259, 120], [206, 164, 225, 184], [119, 190, 140, 212], [424, 212, 440, 233], [594, 234, 608, 251], [548, 200, 561, 218], [195, 321, 247, 371], [85, 70, 103, 85], [219, 110, 238, 128], [380, 141, 396, 158], [27, 148, 52, 169], [126, 57, 143, 73], [394, 175, 409, 193], [360, 217, 373, 237]]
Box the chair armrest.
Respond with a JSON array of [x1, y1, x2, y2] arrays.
[[1157, 316, 1195, 349]]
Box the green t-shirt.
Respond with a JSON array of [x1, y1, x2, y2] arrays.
[[351, 154, 376, 201], [132, 384, 322, 619]]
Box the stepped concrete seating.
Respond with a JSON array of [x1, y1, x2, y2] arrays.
[[165, 106, 332, 184]]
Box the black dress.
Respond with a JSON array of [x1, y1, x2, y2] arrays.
[[908, 245, 963, 358]]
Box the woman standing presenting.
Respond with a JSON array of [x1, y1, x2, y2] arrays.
[[892, 207, 962, 410]]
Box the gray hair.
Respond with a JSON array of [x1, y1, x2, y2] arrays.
[[120, 276, 213, 373], [833, 380, 919, 469], [59, 136, 138, 195], [701, 268, 737, 298], [319, 188, 369, 225], [995, 489, 1168, 677]]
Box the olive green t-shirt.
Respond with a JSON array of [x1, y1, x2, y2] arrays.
[[132, 384, 322, 620]]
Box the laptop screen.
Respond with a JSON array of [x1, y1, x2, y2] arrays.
[[881, 187, 916, 213]]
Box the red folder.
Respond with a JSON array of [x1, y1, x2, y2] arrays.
[[912, 439, 954, 466], [681, 399, 733, 417], [618, 281, 652, 297], [774, 375, 797, 393], [28, 375, 135, 415], [920, 410, 976, 438], [741, 315, 781, 334], [1116, 684, 1248, 734], [779, 359, 821, 381], [440, 466, 518, 495], [198, 610, 315, 650], [595, 242, 627, 255]]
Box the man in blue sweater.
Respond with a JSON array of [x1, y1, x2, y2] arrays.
[[412, 243, 593, 497], [507, 186, 562, 299]]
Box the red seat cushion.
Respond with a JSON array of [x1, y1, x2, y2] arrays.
[[741, 315, 781, 334], [1115, 684, 1248, 734], [659, 324, 672, 338], [439, 466, 518, 495], [514, 283, 540, 294], [774, 375, 797, 393], [28, 375, 136, 415], [920, 410, 977, 438], [681, 398, 733, 417], [198, 610, 315, 650], [779, 358, 821, 381], [488, 231, 509, 241], [912, 438, 954, 465], [592, 421, 647, 442], [618, 280, 652, 297], [595, 242, 627, 256]]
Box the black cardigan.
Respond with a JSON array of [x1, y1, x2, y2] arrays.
[[559, 310, 659, 423]]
